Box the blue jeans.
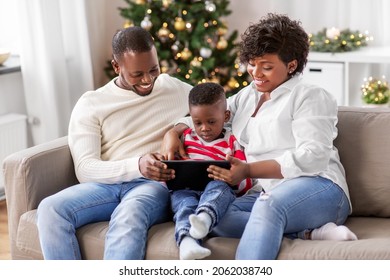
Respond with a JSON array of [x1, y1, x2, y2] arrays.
[[37, 178, 170, 260], [211, 176, 351, 259], [171, 180, 235, 245]]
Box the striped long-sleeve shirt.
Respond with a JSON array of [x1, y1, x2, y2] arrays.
[[183, 128, 252, 196]]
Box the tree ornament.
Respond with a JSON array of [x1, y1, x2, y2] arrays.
[[205, 0, 216, 12], [179, 47, 192, 60], [200, 47, 212, 58], [140, 16, 153, 31], [216, 37, 228, 50], [228, 77, 239, 89], [190, 57, 202, 67], [162, 0, 172, 8], [174, 17, 186, 31], [123, 20, 134, 28], [205, 75, 220, 83], [217, 27, 228, 36], [171, 41, 181, 54], [134, 0, 146, 4], [157, 23, 171, 42]]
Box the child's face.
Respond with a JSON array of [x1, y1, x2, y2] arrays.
[[190, 100, 230, 143], [112, 46, 160, 96]]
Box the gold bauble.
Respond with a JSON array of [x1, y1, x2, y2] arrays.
[[134, 0, 145, 4], [162, 0, 172, 8], [216, 37, 228, 50], [174, 17, 186, 31], [158, 26, 170, 38], [217, 27, 228, 36], [124, 20, 134, 28], [190, 57, 202, 67], [180, 48, 192, 60], [205, 76, 220, 84], [228, 77, 239, 89]]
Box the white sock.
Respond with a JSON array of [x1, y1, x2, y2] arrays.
[[189, 212, 212, 239], [311, 222, 358, 241], [179, 236, 211, 260]]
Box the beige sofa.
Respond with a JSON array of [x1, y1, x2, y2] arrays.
[[3, 106, 390, 260]]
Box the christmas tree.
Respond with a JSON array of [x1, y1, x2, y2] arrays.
[[105, 0, 250, 96]]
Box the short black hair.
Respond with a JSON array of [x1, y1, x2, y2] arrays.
[[239, 13, 309, 74], [189, 82, 226, 106], [112, 26, 154, 61]]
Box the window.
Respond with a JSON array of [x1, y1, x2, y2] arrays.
[[0, 0, 21, 55]]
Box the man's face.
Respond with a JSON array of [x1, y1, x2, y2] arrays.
[[112, 46, 160, 96]]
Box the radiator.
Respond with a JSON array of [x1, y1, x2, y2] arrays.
[[0, 113, 28, 198]]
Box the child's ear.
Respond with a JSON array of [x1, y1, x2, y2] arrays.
[[111, 59, 120, 75], [224, 110, 231, 122]]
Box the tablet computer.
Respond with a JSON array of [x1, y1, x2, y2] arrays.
[[162, 160, 231, 191]]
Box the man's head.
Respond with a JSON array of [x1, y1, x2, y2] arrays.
[[111, 26, 160, 96], [189, 82, 230, 143]]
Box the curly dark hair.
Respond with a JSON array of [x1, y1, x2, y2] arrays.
[[189, 82, 226, 106], [112, 26, 154, 61], [239, 13, 309, 75]]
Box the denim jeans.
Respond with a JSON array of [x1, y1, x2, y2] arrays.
[[171, 180, 235, 245], [231, 176, 350, 259], [37, 178, 170, 260]]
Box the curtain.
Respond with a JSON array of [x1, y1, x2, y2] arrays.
[[17, 0, 106, 145]]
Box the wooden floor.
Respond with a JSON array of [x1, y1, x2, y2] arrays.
[[0, 199, 11, 259]]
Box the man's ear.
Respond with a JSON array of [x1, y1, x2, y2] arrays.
[[111, 59, 120, 75]]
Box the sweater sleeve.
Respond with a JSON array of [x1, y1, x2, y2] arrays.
[[68, 94, 142, 184]]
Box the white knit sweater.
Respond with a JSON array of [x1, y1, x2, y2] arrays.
[[68, 74, 192, 184]]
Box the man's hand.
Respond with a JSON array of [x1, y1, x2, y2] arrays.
[[139, 153, 174, 181]]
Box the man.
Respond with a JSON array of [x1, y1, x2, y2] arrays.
[[37, 26, 192, 259]]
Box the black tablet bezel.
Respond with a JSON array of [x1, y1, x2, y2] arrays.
[[162, 160, 231, 191]]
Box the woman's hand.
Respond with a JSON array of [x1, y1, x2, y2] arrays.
[[161, 124, 189, 160], [139, 153, 174, 181], [207, 154, 250, 186]]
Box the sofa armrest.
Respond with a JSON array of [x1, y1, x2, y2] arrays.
[[3, 136, 79, 257]]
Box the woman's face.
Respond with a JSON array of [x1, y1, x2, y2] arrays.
[[246, 53, 297, 93]]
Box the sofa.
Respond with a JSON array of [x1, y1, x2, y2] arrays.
[[3, 106, 390, 260]]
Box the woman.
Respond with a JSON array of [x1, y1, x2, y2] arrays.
[[162, 13, 356, 260]]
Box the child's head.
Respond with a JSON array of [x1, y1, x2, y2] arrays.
[[189, 82, 230, 143]]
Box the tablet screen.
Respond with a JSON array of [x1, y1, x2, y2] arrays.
[[162, 160, 231, 191]]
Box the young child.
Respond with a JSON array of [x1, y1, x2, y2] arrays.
[[170, 82, 253, 260]]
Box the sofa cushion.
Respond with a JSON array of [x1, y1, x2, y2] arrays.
[[17, 211, 390, 259], [335, 107, 390, 217]]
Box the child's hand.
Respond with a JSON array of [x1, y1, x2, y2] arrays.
[[207, 154, 250, 186], [161, 125, 189, 160]]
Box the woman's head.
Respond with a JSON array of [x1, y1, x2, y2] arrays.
[[239, 13, 309, 76]]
